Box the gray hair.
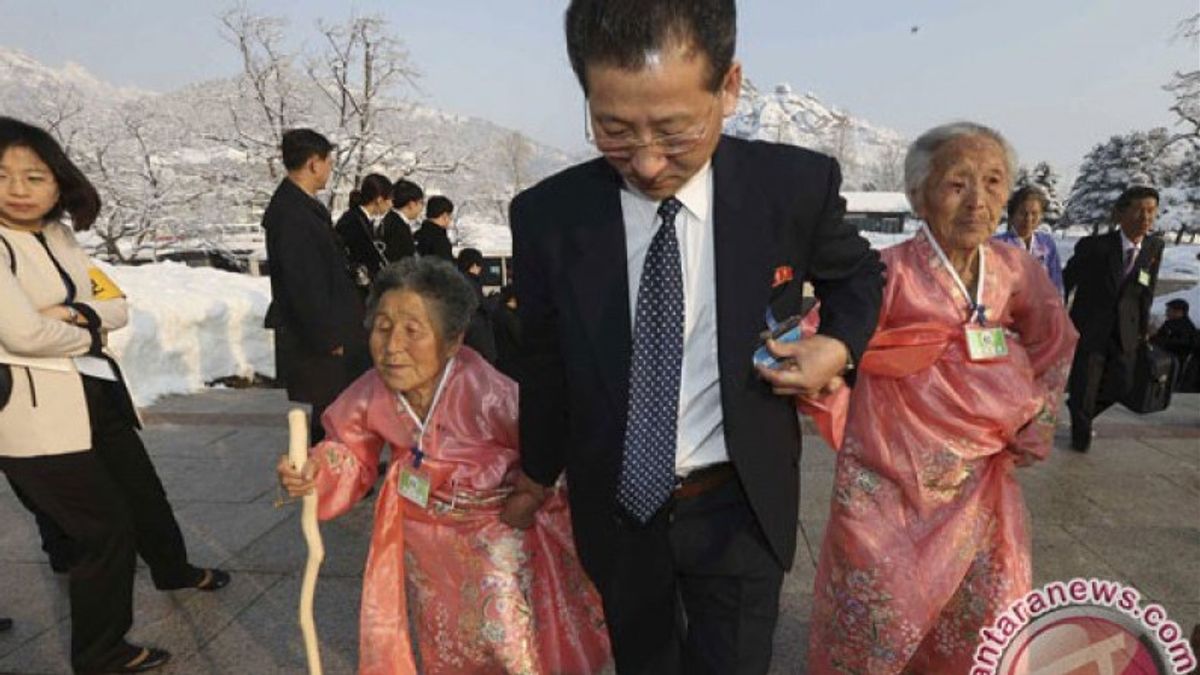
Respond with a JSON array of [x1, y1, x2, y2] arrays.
[[903, 121, 1018, 212], [365, 257, 478, 342]]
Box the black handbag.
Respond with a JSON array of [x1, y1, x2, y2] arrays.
[[0, 234, 14, 410], [1121, 342, 1177, 414]]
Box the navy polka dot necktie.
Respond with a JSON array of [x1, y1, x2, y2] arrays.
[[617, 197, 685, 524]]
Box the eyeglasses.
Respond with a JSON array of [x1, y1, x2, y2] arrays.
[[584, 97, 718, 159]]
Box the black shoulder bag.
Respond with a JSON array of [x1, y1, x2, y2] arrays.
[[0, 235, 14, 409]]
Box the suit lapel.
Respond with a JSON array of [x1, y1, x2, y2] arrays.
[[711, 138, 772, 402], [565, 161, 633, 414]]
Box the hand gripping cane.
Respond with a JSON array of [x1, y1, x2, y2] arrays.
[[288, 408, 325, 675]]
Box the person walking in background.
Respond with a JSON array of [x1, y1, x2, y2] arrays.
[[455, 247, 498, 362], [262, 129, 370, 443], [335, 173, 393, 299], [1063, 185, 1163, 452], [993, 185, 1063, 292], [504, 1, 884, 671], [0, 116, 229, 675], [414, 195, 455, 262], [376, 178, 421, 262]]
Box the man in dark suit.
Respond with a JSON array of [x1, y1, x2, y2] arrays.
[[501, 2, 884, 672], [1063, 185, 1163, 451], [414, 195, 455, 262], [375, 178, 421, 262], [262, 129, 369, 442]]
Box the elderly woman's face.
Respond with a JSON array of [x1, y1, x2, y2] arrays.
[[918, 135, 1010, 253], [1011, 197, 1043, 240], [369, 289, 457, 395]]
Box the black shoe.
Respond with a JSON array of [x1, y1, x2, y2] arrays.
[[192, 567, 231, 592], [0, 617, 11, 632], [1070, 435, 1091, 452], [85, 646, 171, 674]]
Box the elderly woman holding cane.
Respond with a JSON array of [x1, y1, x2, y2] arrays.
[[277, 257, 610, 675], [761, 122, 1078, 674]]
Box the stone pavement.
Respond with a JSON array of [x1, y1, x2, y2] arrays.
[[0, 389, 1196, 674]]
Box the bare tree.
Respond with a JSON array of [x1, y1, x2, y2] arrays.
[[307, 15, 420, 208], [218, 3, 297, 182], [1163, 13, 1200, 152]]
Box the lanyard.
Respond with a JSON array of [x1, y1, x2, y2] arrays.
[[394, 357, 455, 468], [922, 225, 987, 325]]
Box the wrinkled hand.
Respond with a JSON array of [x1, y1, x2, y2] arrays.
[[277, 454, 320, 497], [755, 334, 850, 398], [500, 471, 549, 530]]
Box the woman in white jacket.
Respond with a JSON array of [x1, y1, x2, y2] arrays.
[[0, 117, 228, 674]]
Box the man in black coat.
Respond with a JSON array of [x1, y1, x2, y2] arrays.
[[501, 2, 884, 672], [374, 178, 421, 262], [414, 195, 455, 262], [455, 247, 499, 362], [262, 129, 369, 442], [1152, 298, 1199, 391], [1063, 185, 1163, 451]]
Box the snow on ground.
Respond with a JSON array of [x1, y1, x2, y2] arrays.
[[101, 261, 274, 406]]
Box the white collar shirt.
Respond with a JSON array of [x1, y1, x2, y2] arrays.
[[620, 162, 727, 474]]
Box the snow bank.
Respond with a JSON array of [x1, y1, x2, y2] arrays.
[[102, 261, 274, 406]]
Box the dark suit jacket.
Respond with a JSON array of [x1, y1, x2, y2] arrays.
[[511, 136, 884, 583], [377, 211, 417, 262], [1063, 230, 1163, 355], [334, 207, 386, 289], [262, 179, 368, 406], [415, 220, 454, 261]]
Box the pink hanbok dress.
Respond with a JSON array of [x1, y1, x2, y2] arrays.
[[311, 348, 611, 674], [805, 229, 1078, 674]]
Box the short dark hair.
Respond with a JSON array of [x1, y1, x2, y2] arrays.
[[565, 0, 736, 95], [456, 247, 484, 273], [1006, 185, 1050, 220], [1165, 298, 1189, 312], [281, 128, 333, 172], [392, 178, 424, 208], [1114, 185, 1160, 212], [0, 116, 101, 231], [426, 195, 454, 220], [349, 173, 392, 209]]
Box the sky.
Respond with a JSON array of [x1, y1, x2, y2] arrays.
[[0, 0, 1196, 183]]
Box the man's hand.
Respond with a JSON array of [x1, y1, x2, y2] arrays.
[[755, 334, 849, 398], [501, 470, 549, 530]]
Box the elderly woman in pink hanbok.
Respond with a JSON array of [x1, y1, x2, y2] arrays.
[[278, 257, 610, 675], [800, 122, 1079, 674]]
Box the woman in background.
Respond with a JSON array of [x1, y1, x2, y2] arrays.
[[336, 173, 394, 299], [994, 185, 1064, 292]]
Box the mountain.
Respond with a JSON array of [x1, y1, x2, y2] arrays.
[[0, 48, 909, 258], [726, 78, 907, 190]]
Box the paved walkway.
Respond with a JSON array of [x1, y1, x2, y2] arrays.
[[0, 389, 1196, 674]]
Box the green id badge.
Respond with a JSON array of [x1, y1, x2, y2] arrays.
[[965, 325, 1009, 361], [1137, 269, 1151, 287], [398, 467, 431, 508]]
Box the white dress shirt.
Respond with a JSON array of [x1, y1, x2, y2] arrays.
[[621, 163, 728, 473]]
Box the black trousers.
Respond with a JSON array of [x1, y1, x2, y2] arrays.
[[19, 377, 197, 588], [1067, 340, 1134, 442], [0, 451, 137, 672], [597, 478, 784, 675]]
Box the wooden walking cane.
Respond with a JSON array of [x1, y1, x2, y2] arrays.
[[288, 408, 325, 675]]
